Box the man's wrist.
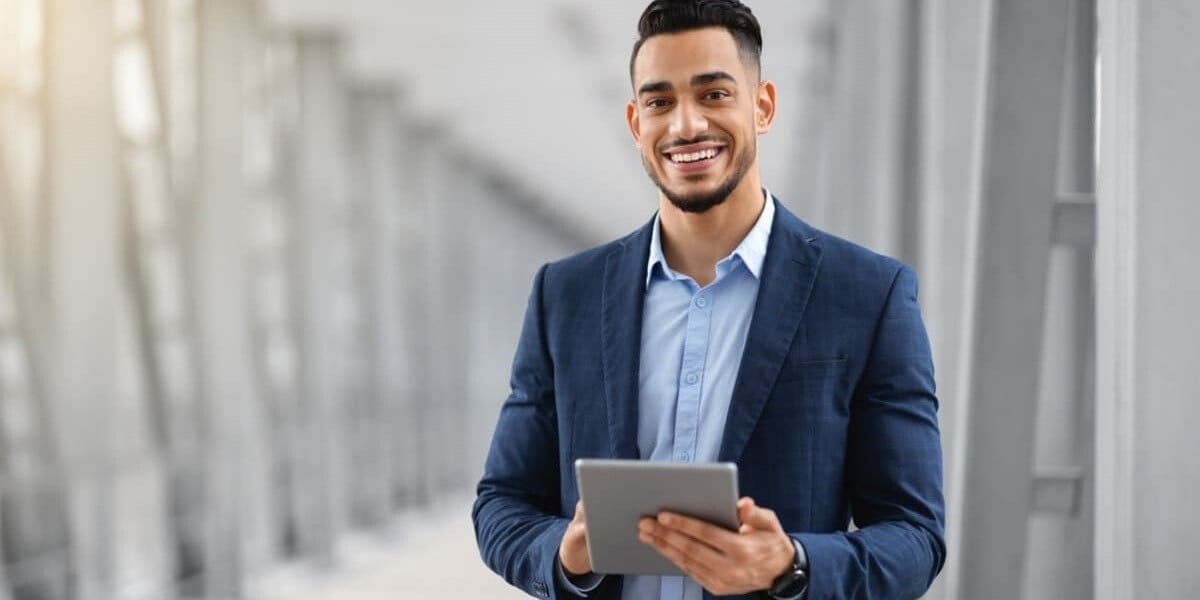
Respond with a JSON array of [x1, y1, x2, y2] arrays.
[[768, 536, 809, 599], [558, 546, 589, 578], [555, 555, 604, 595]]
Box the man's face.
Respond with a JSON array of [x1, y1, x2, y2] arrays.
[[627, 27, 774, 213]]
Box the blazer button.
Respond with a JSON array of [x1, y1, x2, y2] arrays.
[[533, 580, 548, 598]]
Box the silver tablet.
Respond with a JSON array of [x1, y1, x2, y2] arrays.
[[574, 458, 740, 575]]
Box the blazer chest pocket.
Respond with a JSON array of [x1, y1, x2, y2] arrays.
[[775, 357, 847, 384], [770, 357, 851, 420]]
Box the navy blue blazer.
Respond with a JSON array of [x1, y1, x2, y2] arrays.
[[473, 199, 946, 600]]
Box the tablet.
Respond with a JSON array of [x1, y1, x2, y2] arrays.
[[574, 459, 740, 575]]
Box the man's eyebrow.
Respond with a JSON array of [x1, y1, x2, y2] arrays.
[[637, 71, 738, 97], [637, 80, 673, 96], [691, 71, 737, 87]]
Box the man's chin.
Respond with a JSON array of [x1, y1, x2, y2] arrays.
[[663, 189, 729, 214]]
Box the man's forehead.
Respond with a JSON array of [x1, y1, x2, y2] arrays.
[[632, 27, 747, 86]]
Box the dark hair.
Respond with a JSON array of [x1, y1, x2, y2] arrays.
[[630, 0, 763, 81]]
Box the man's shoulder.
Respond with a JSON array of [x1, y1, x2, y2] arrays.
[[540, 221, 651, 286], [775, 205, 911, 287]]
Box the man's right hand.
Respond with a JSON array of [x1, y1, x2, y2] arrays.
[[559, 500, 592, 577]]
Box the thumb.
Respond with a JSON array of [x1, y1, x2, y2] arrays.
[[574, 500, 586, 523], [737, 497, 756, 524], [742, 503, 782, 532]]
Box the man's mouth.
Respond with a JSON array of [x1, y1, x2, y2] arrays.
[[663, 145, 726, 173], [667, 147, 722, 163]]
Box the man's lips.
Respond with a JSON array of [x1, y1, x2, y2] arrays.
[[663, 144, 726, 174]]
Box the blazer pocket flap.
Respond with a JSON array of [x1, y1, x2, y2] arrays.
[[776, 357, 847, 383]]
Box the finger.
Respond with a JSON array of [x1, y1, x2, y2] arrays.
[[737, 497, 755, 525], [656, 512, 739, 550], [639, 526, 721, 582], [640, 519, 726, 571], [741, 504, 783, 532], [574, 500, 586, 522]]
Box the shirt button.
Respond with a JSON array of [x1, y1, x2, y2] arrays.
[[694, 296, 708, 308], [685, 373, 698, 385], [678, 452, 691, 461]]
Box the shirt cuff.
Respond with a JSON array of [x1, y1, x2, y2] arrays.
[[554, 555, 605, 596]]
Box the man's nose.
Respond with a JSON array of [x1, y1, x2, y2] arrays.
[[669, 100, 708, 140]]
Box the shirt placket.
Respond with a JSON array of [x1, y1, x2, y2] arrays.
[[673, 287, 712, 463]]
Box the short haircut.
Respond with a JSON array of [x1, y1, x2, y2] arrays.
[[629, 0, 764, 82]]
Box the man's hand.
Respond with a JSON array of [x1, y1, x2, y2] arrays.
[[559, 500, 593, 577], [638, 497, 795, 595]]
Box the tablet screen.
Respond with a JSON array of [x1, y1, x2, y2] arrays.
[[574, 459, 740, 575]]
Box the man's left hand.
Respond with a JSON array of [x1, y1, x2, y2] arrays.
[[638, 496, 795, 595]]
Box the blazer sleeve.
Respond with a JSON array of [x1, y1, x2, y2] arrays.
[[794, 265, 947, 600], [472, 264, 580, 599]]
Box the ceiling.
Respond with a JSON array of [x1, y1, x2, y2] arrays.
[[262, 0, 830, 241]]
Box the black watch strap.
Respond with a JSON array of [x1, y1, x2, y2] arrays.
[[768, 537, 809, 599]]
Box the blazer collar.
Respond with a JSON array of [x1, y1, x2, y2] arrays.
[[718, 200, 823, 463], [601, 217, 655, 459]]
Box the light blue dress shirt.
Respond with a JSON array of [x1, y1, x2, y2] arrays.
[[623, 193, 772, 600], [559, 192, 802, 599]]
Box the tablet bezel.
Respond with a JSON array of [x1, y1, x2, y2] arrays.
[[574, 458, 740, 576]]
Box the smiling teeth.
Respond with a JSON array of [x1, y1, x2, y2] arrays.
[[670, 148, 719, 163]]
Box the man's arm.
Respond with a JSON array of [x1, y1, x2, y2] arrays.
[[472, 264, 577, 599], [794, 264, 947, 599]]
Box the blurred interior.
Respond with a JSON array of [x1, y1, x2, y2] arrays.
[[0, 0, 1197, 599]]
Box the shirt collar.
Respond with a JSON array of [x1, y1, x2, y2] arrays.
[[646, 188, 776, 287]]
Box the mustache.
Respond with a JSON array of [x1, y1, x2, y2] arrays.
[[658, 135, 728, 152]]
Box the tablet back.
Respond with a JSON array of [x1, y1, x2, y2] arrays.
[[574, 459, 739, 575]]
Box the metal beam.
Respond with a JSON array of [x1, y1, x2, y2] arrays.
[[0, 86, 17, 600], [816, 0, 911, 256], [197, 0, 268, 595], [0, 13, 72, 600], [1031, 466, 1084, 515], [348, 83, 403, 526], [956, 0, 1073, 598], [1053, 195, 1096, 247], [926, 0, 993, 593], [395, 117, 434, 507], [244, 34, 308, 561], [44, 0, 122, 597], [1098, 0, 1200, 597], [112, 2, 213, 595], [1094, 0, 1138, 597], [291, 32, 348, 563]]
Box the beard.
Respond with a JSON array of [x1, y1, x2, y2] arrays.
[[643, 136, 756, 214]]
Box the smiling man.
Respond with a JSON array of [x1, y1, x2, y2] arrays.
[[473, 1, 946, 599]]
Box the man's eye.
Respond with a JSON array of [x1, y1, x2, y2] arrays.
[[646, 99, 671, 109], [704, 90, 730, 101]]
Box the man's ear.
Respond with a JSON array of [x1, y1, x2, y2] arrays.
[[755, 80, 777, 134], [626, 100, 642, 147]]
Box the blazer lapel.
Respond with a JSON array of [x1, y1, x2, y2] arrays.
[[719, 202, 823, 463], [601, 219, 654, 459]]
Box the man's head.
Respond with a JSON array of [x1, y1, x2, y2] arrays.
[[626, 0, 775, 214]]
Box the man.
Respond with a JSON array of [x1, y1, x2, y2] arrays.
[[473, 1, 946, 598]]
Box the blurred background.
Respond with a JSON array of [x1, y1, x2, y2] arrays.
[[0, 0, 1197, 599]]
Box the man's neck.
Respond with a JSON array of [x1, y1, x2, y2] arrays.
[[658, 174, 766, 287]]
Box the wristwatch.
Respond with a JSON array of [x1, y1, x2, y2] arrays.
[[768, 537, 809, 599]]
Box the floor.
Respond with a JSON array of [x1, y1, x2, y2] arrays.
[[253, 494, 531, 600]]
